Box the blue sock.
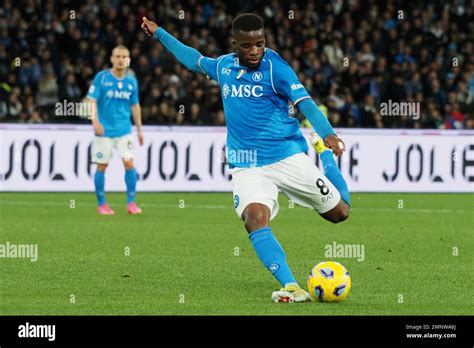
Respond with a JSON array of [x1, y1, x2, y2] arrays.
[[94, 170, 106, 206], [249, 227, 298, 287], [125, 168, 137, 204], [320, 150, 350, 206]]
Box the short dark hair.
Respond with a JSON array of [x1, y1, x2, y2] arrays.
[[232, 13, 264, 36]]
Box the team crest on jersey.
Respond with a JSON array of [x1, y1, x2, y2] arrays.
[[118, 82, 123, 89], [233, 194, 239, 208], [222, 82, 231, 99], [251, 71, 263, 82]]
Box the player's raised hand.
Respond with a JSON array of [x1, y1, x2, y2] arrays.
[[141, 17, 159, 36], [324, 135, 345, 157]]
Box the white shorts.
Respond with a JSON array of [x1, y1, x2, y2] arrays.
[[231, 153, 341, 220], [91, 134, 134, 164]]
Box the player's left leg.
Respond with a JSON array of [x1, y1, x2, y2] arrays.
[[116, 134, 142, 214], [231, 167, 310, 303], [122, 159, 141, 214], [243, 203, 298, 289]]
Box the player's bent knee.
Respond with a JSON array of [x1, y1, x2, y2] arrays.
[[97, 164, 108, 172], [320, 201, 350, 224], [335, 204, 350, 223], [243, 203, 270, 233], [123, 160, 134, 170], [331, 205, 349, 223], [338, 205, 350, 222]]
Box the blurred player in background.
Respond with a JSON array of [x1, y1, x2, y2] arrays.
[[142, 14, 350, 302], [87, 45, 143, 215]]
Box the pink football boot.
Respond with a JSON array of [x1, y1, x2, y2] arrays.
[[97, 204, 115, 215], [127, 202, 142, 215]]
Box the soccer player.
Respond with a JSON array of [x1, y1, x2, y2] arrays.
[[87, 45, 143, 215], [141, 14, 350, 302]]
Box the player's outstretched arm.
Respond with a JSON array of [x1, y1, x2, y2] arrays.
[[141, 17, 207, 74]]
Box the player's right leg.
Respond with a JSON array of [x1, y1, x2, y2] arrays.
[[91, 136, 114, 215], [116, 134, 142, 214], [269, 152, 349, 224], [309, 132, 350, 223], [231, 167, 310, 303], [310, 132, 350, 207]]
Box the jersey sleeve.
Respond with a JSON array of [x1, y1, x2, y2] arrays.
[[86, 73, 102, 100], [130, 77, 139, 106], [87, 74, 102, 100], [197, 56, 218, 81], [272, 58, 311, 105]]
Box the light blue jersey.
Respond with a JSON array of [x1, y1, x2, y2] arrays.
[[87, 69, 139, 138], [198, 48, 311, 168]]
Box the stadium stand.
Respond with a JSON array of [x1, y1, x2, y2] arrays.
[[0, 0, 473, 128]]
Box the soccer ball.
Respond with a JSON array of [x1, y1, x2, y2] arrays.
[[307, 261, 352, 302]]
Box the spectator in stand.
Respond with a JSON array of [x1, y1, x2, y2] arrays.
[[59, 72, 82, 102], [36, 63, 58, 113]]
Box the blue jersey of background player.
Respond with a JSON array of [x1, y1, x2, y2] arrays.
[[87, 45, 144, 215], [89, 70, 138, 138], [142, 14, 351, 302]]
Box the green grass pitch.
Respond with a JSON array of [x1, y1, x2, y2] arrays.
[[0, 192, 472, 315]]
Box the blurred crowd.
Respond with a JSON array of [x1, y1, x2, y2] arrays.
[[0, 0, 473, 129]]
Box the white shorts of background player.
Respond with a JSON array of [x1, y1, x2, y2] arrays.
[[91, 134, 134, 164]]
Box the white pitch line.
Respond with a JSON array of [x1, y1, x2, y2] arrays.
[[0, 200, 470, 214]]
